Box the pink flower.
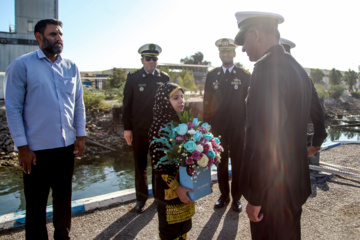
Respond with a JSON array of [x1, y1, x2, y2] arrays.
[[191, 151, 202, 160], [176, 136, 184, 141], [203, 144, 209, 154], [185, 157, 194, 165], [188, 168, 195, 176]]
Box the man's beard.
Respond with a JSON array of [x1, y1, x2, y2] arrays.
[[42, 35, 63, 55]]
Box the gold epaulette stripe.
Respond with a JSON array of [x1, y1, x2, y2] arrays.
[[243, 68, 250, 75], [161, 71, 169, 76]]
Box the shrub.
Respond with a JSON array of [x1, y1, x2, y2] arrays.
[[351, 91, 360, 99], [83, 89, 110, 116], [327, 85, 345, 99], [314, 83, 329, 99]]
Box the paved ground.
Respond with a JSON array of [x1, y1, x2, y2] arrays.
[[0, 144, 359, 240]]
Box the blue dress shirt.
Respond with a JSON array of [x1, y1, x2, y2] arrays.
[[4, 49, 86, 151]]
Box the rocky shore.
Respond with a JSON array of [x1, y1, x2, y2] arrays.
[[1, 94, 360, 169], [0, 101, 126, 169]]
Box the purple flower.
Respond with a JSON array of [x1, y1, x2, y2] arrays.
[[203, 144, 209, 154], [188, 168, 195, 176], [185, 157, 194, 165], [187, 122, 195, 129], [197, 127, 207, 133], [191, 150, 202, 160]]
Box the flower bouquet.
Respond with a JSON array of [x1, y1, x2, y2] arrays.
[[151, 110, 224, 201]]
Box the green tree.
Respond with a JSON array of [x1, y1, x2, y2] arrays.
[[329, 68, 343, 86], [180, 52, 211, 65], [158, 65, 176, 83], [177, 75, 184, 87], [107, 68, 127, 89], [310, 69, 325, 85], [342, 69, 358, 92], [182, 71, 197, 91], [104, 68, 128, 101]]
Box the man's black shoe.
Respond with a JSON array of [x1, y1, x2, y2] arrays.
[[214, 197, 230, 209], [231, 200, 242, 213], [135, 201, 146, 213]]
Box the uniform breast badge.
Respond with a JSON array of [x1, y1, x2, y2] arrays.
[[213, 80, 219, 90], [139, 83, 146, 92], [231, 79, 241, 90]]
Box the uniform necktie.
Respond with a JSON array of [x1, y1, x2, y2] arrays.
[[225, 69, 230, 81]]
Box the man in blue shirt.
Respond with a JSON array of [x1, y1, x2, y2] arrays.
[[4, 19, 86, 240]]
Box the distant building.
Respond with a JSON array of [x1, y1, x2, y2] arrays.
[[81, 68, 136, 90], [80, 64, 211, 90], [0, 72, 4, 99], [0, 0, 58, 72]]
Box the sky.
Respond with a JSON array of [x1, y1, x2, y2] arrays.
[[1, 0, 360, 73]]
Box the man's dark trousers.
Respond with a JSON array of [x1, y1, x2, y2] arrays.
[[216, 128, 243, 201], [23, 145, 75, 240], [132, 132, 153, 202]]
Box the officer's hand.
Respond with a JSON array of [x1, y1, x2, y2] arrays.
[[307, 146, 319, 157], [124, 130, 133, 146], [246, 202, 263, 222], [18, 145, 36, 174]]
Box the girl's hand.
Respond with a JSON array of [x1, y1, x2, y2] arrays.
[[175, 185, 194, 203]]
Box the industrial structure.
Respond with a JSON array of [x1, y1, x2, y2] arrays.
[[0, 0, 58, 72]]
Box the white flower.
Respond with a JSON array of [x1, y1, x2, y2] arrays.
[[188, 129, 196, 135], [198, 154, 209, 167], [206, 142, 213, 151], [195, 144, 204, 153]]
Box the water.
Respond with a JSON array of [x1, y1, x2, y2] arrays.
[[0, 147, 152, 216], [0, 116, 359, 216], [323, 115, 360, 144]]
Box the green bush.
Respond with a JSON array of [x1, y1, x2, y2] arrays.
[[351, 91, 360, 99], [327, 85, 345, 99], [83, 89, 110, 116], [314, 83, 329, 99]]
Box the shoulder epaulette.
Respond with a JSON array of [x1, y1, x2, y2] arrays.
[[242, 68, 250, 75], [208, 67, 219, 73], [255, 52, 271, 65], [208, 68, 215, 73], [128, 69, 139, 75], [161, 71, 169, 77]]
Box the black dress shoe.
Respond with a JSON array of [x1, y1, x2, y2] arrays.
[[231, 200, 242, 213], [214, 197, 230, 209], [135, 201, 146, 213]]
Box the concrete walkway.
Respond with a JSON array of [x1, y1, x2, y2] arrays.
[[1, 144, 359, 239]]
